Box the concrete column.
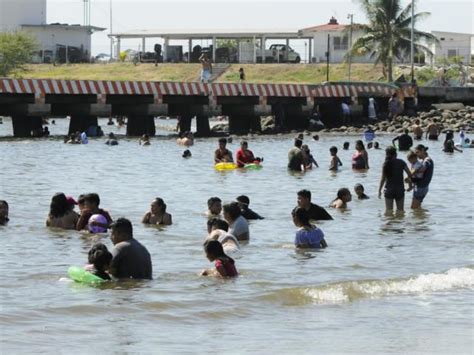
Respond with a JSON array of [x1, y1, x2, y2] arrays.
[[196, 114, 211, 136], [253, 36, 257, 63], [116, 37, 121, 60], [237, 39, 241, 63], [127, 115, 156, 136], [212, 36, 216, 62], [285, 38, 290, 62], [68, 115, 98, 135], [308, 38, 312, 63], [313, 35, 317, 62], [261, 37, 266, 63], [11, 115, 42, 137], [163, 37, 169, 62], [142, 37, 146, 53], [188, 39, 192, 63]]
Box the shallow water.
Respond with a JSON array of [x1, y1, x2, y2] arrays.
[[1, 118, 473, 353]]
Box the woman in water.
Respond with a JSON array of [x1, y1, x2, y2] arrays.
[[443, 131, 462, 153], [378, 146, 413, 212], [142, 198, 172, 225], [201, 240, 238, 277], [330, 188, 352, 209], [236, 140, 256, 168], [301, 144, 319, 170], [292, 207, 327, 249], [46, 193, 79, 229], [352, 140, 369, 170], [223, 202, 249, 241]]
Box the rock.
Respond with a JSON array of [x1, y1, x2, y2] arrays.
[[211, 123, 229, 132]]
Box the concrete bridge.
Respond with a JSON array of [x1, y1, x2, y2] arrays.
[[1, 78, 470, 137]]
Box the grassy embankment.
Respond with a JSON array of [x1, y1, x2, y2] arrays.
[[13, 63, 472, 85]]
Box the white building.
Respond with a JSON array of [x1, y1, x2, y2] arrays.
[[431, 31, 473, 65], [0, 0, 104, 63]]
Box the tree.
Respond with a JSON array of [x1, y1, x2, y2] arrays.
[[347, 0, 437, 81], [0, 32, 38, 77]]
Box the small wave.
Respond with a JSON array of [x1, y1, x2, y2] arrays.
[[262, 266, 474, 306]]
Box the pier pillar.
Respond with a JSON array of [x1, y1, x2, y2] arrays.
[[11, 115, 42, 137], [126, 115, 156, 136], [222, 104, 260, 134], [196, 114, 211, 136], [68, 115, 98, 135]]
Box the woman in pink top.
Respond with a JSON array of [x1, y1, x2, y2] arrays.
[[201, 240, 238, 278], [352, 140, 369, 170]]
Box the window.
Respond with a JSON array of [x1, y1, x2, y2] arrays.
[[447, 49, 458, 58], [333, 36, 348, 50]]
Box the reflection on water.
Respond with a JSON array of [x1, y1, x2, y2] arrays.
[[1, 123, 474, 353]]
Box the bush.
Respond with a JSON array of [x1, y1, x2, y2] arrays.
[[0, 32, 38, 77]]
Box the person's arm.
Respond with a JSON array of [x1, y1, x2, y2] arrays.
[[404, 165, 413, 191], [378, 171, 386, 199], [76, 211, 90, 231], [311, 156, 319, 168], [142, 212, 151, 224], [162, 213, 172, 225], [236, 151, 245, 167], [454, 145, 463, 153], [392, 136, 398, 146], [214, 259, 228, 277], [46, 217, 50, 227], [214, 150, 222, 164]]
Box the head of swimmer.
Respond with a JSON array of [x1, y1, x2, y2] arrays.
[[204, 240, 225, 262], [81, 193, 100, 212], [337, 188, 352, 203], [354, 184, 365, 198], [218, 138, 227, 150], [223, 202, 241, 223], [150, 198, 166, 215], [207, 197, 222, 215], [292, 207, 310, 228], [297, 189, 311, 209], [240, 140, 248, 151], [415, 144, 428, 159], [0, 200, 9, 224], [207, 218, 229, 234], [110, 218, 133, 245]]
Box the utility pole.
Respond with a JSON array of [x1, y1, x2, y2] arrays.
[[410, 0, 415, 82], [347, 14, 354, 81], [326, 34, 330, 81], [110, 0, 113, 59]]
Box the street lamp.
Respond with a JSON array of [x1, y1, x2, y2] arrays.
[[347, 13, 354, 81], [410, 0, 415, 82]]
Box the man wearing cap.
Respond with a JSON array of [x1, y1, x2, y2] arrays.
[[411, 144, 434, 209], [109, 218, 152, 280]]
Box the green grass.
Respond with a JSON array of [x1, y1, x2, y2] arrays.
[[11, 62, 472, 85]]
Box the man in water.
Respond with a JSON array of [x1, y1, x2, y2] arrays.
[[412, 119, 423, 140], [199, 53, 212, 83], [0, 200, 9, 225], [236, 195, 264, 220], [214, 138, 233, 163], [294, 189, 333, 221], [109, 218, 152, 280], [392, 129, 413, 151], [426, 119, 440, 140], [76, 193, 113, 231], [288, 138, 303, 171], [411, 144, 434, 209]]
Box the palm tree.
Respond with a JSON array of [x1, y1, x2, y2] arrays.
[[348, 0, 438, 81]]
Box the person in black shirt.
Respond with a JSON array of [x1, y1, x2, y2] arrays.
[[236, 195, 264, 220], [392, 129, 413, 151], [294, 189, 333, 221]]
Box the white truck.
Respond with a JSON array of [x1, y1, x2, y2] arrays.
[[257, 44, 301, 63]]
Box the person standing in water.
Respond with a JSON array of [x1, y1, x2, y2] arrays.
[[412, 119, 423, 140], [368, 97, 377, 121], [378, 146, 412, 212], [411, 144, 434, 209], [142, 198, 172, 225], [392, 129, 413, 151], [426, 119, 440, 140], [352, 140, 369, 170], [288, 138, 304, 171]]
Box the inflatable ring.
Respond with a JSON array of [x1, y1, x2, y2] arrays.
[[215, 162, 237, 171], [68, 266, 105, 284], [244, 163, 263, 170]]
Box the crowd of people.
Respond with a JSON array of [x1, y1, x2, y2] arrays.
[[3, 121, 471, 283]]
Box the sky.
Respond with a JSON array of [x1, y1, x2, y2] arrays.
[[46, 0, 474, 56]]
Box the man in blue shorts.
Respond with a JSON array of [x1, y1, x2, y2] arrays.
[[411, 144, 434, 209]]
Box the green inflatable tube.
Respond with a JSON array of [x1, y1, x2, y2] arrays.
[[244, 163, 263, 170], [68, 266, 105, 284]]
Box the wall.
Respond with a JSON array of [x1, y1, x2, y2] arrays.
[[0, 0, 46, 31], [22, 26, 92, 60], [432, 31, 472, 65]]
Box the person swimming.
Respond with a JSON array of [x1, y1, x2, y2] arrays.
[[201, 240, 238, 277], [206, 218, 240, 255], [106, 133, 118, 145], [236, 195, 264, 220], [207, 197, 222, 218], [182, 149, 192, 158], [343, 142, 350, 150], [139, 134, 151, 145], [46, 193, 79, 230], [142, 198, 172, 225], [87, 243, 112, 280], [354, 184, 369, 200], [214, 138, 233, 163], [352, 140, 369, 170], [292, 207, 327, 249], [0, 200, 9, 225], [330, 188, 352, 209], [329, 146, 343, 171]]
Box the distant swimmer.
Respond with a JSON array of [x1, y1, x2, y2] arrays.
[[207, 197, 222, 218], [329, 146, 342, 171], [214, 138, 233, 163], [139, 134, 151, 145], [343, 142, 350, 150], [106, 132, 118, 145], [0, 200, 9, 225], [426, 119, 440, 140], [294, 189, 333, 221], [412, 119, 423, 140], [236, 140, 258, 167], [443, 131, 462, 153], [86, 243, 112, 281], [177, 131, 194, 146], [223, 202, 249, 241], [330, 188, 352, 209], [182, 149, 192, 158], [301, 144, 319, 170], [201, 240, 238, 277], [354, 183, 369, 200], [352, 140, 369, 170], [46, 193, 79, 230], [142, 198, 172, 225], [292, 207, 327, 249], [411, 144, 434, 209], [236, 195, 264, 220], [288, 138, 303, 172], [392, 129, 413, 151]]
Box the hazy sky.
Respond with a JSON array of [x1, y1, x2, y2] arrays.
[[47, 0, 474, 55]]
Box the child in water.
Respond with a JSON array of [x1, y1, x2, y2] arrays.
[[201, 240, 238, 277], [354, 183, 369, 200], [329, 146, 343, 171], [330, 188, 352, 209], [292, 207, 327, 249], [406, 151, 423, 182], [87, 243, 112, 280]]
